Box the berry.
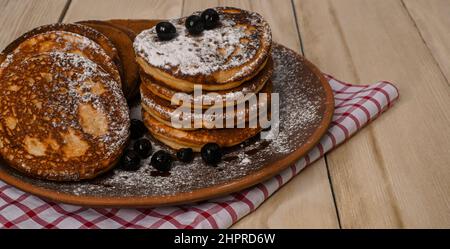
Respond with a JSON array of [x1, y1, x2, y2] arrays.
[[185, 15, 204, 35], [151, 150, 172, 172], [130, 119, 147, 139], [201, 8, 219, 30], [156, 22, 176, 41], [177, 148, 194, 163], [120, 149, 141, 171], [201, 143, 222, 166], [133, 139, 152, 159]]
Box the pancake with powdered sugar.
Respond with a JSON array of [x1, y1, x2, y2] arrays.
[[0, 52, 129, 181], [0, 23, 122, 87], [141, 57, 273, 109], [140, 79, 272, 130], [134, 7, 272, 92]]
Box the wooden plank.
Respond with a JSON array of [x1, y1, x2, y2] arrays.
[[184, 0, 339, 228], [403, 0, 450, 84], [0, 0, 69, 49], [294, 0, 450, 228], [63, 0, 183, 22]]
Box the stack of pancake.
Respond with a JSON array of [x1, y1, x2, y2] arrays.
[[134, 7, 273, 152], [0, 23, 130, 181]]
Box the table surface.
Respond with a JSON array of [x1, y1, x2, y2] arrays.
[[1, 0, 449, 228]]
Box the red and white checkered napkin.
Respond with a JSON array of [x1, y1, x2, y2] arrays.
[[0, 75, 399, 228]]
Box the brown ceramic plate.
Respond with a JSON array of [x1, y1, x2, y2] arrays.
[[0, 39, 334, 207]]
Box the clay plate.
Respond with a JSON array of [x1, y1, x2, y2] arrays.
[[0, 43, 334, 207]]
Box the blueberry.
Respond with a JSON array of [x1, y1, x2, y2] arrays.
[[120, 149, 141, 171], [133, 139, 152, 159], [130, 119, 147, 139], [185, 15, 204, 35], [151, 150, 172, 172], [201, 143, 222, 166], [156, 22, 176, 41], [176, 148, 194, 163], [201, 8, 219, 30]]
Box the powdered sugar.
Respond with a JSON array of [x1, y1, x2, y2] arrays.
[[267, 46, 323, 153]]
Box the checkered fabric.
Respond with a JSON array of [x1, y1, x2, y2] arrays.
[[0, 75, 399, 228]]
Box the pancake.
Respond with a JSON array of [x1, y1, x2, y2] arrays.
[[3, 30, 122, 87], [0, 23, 121, 85], [140, 79, 272, 130], [78, 20, 140, 101], [142, 111, 262, 152], [134, 7, 272, 92], [0, 52, 130, 181], [141, 56, 273, 109]]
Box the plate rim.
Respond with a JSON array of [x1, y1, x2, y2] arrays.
[[0, 45, 334, 208]]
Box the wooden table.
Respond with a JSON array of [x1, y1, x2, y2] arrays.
[[1, 0, 449, 228]]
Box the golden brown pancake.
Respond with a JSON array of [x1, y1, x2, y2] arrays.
[[140, 79, 272, 130], [142, 111, 262, 152], [141, 57, 273, 109], [134, 7, 272, 92], [0, 52, 130, 181], [0, 23, 121, 85]]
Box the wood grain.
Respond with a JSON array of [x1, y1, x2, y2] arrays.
[[63, 0, 183, 22], [183, 0, 339, 228], [294, 0, 450, 228], [402, 0, 450, 84], [0, 0, 68, 49]]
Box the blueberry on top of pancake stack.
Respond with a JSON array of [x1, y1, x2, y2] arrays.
[[134, 7, 273, 152], [0, 23, 130, 181], [134, 7, 272, 92]]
